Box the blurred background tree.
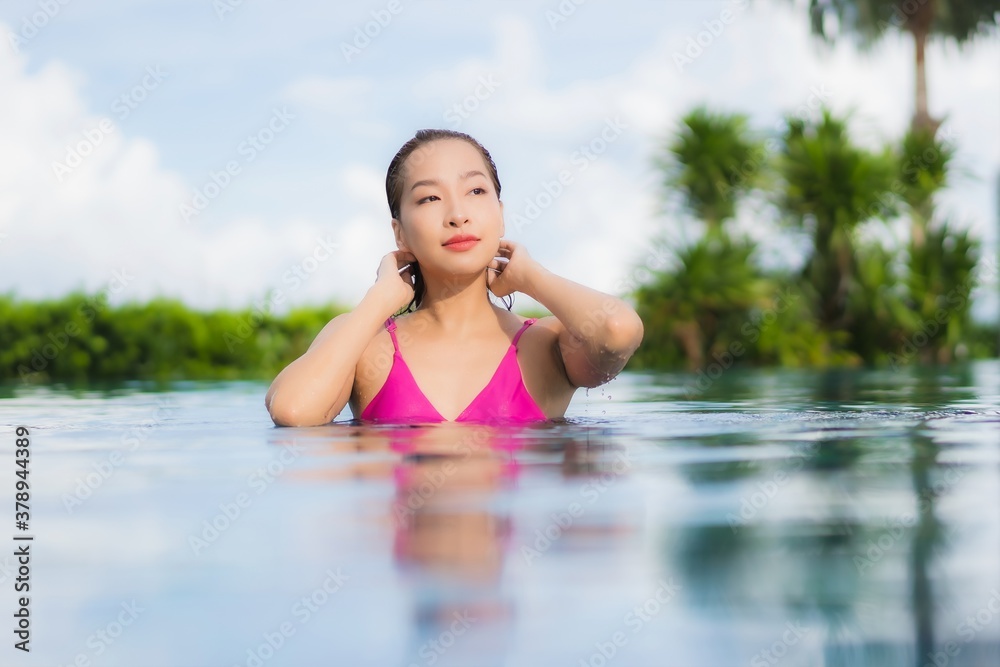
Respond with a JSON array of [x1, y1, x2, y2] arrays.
[[631, 108, 771, 370], [897, 129, 980, 363], [799, 2, 995, 363], [775, 108, 907, 359], [804, 0, 1000, 135], [631, 102, 987, 370], [0, 292, 346, 383], [632, 107, 839, 371]]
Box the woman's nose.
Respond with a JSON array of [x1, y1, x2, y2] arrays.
[[447, 201, 469, 226]]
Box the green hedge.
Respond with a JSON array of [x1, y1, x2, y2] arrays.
[[0, 292, 345, 382]]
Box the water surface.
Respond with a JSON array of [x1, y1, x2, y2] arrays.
[[1, 362, 998, 666]]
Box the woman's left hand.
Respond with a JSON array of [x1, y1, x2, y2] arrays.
[[487, 239, 544, 298]]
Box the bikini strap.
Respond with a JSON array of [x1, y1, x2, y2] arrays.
[[511, 318, 537, 348], [384, 317, 400, 352]]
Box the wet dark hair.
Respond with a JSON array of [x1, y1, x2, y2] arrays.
[[385, 129, 511, 313]]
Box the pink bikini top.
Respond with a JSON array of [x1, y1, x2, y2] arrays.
[[359, 317, 548, 424]]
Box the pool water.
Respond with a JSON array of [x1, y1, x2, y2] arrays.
[[1, 361, 998, 667]]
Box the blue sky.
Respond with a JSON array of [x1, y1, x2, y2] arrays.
[[1, 0, 997, 320]]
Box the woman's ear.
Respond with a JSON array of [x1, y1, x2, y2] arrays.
[[391, 218, 409, 251]]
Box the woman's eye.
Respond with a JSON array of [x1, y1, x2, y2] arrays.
[[417, 195, 439, 204], [471, 187, 486, 195]]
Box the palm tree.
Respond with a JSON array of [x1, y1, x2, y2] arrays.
[[804, 0, 1000, 135], [777, 108, 897, 331], [895, 128, 979, 363], [657, 106, 764, 234], [634, 108, 771, 369]]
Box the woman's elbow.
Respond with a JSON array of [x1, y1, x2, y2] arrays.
[[605, 310, 644, 356], [266, 394, 325, 427]]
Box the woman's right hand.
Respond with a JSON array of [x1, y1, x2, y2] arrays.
[[374, 250, 418, 311]]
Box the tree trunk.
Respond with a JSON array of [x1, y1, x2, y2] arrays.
[[673, 320, 703, 370], [908, 1, 941, 137]]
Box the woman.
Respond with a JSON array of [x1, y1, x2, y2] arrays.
[[265, 129, 643, 426]]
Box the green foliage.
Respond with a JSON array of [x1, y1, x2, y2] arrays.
[[778, 109, 899, 332], [899, 128, 954, 215], [660, 107, 765, 229], [903, 221, 980, 362], [846, 239, 917, 362], [806, 0, 1000, 46], [0, 292, 345, 382], [630, 103, 990, 372], [632, 235, 771, 369], [894, 126, 979, 364]]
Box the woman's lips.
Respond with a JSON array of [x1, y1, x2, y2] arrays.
[[442, 239, 479, 251]]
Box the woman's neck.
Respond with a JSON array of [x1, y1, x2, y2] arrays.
[[414, 271, 500, 332]]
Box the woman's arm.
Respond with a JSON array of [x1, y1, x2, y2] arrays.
[[265, 251, 415, 426], [488, 240, 644, 388]]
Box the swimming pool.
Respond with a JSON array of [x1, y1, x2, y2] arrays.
[[1, 361, 998, 666]]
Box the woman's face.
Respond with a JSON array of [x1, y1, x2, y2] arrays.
[[392, 139, 504, 278]]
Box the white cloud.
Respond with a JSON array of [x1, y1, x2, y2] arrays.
[[0, 32, 356, 312], [1, 2, 996, 323]]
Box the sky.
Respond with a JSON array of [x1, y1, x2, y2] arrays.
[[1, 0, 998, 320]]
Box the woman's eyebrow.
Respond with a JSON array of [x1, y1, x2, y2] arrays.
[[409, 170, 487, 192]]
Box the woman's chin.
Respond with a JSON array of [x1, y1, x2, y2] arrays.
[[423, 255, 493, 278]]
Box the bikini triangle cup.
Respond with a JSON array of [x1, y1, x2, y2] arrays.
[[360, 317, 548, 424]]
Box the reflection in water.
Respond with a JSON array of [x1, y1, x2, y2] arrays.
[[389, 424, 520, 667], [289, 422, 625, 666], [252, 365, 999, 665], [662, 363, 996, 665], [9, 363, 997, 666]]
